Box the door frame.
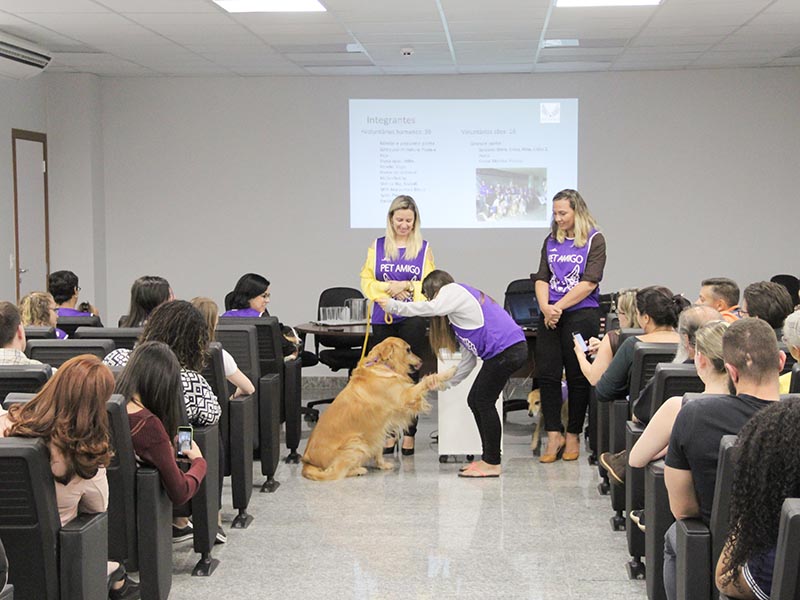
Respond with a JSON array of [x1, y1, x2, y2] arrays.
[[11, 128, 50, 303]]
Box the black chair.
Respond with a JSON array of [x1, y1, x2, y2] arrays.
[[607, 342, 677, 530], [771, 274, 800, 306], [645, 459, 674, 600], [23, 326, 56, 340], [216, 324, 282, 494], [200, 342, 255, 527], [791, 363, 800, 394], [55, 315, 102, 337], [769, 498, 800, 600], [0, 365, 52, 404], [105, 394, 172, 599], [676, 435, 738, 600], [0, 537, 13, 600], [306, 287, 365, 421], [0, 437, 108, 600], [218, 316, 303, 464], [502, 279, 538, 416], [24, 339, 115, 369], [73, 326, 142, 351], [624, 367, 704, 581]]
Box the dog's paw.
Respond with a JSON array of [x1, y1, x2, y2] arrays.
[[376, 458, 395, 470], [348, 466, 368, 477]]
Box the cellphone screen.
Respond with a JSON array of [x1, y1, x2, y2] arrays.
[[573, 332, 588, 353], [177, 428, 192, 457]]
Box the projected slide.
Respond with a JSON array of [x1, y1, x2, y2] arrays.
[[349, 99, 578, 229]]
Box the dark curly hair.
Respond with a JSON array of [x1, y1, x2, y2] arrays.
[[719, 399, 800, 589], [139, 300, 209, 372]]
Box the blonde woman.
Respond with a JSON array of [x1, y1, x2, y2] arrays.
[[532, 189, 607, 463], [360, 195, 435, 455], [190, 297, 255, 399], [574, 288, 638, 386], [19, 291, 67, 339]]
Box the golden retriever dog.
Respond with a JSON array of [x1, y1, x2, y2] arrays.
[[302, 337, 455, 481]]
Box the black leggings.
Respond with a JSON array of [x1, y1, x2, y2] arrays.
[[534, 308, 600, 434], [369, 316, 428, 437], [468, 341, 528, 465]]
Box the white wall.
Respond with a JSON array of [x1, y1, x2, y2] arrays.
[[0, 77, 48, 302]]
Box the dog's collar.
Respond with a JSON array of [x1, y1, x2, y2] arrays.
[[362, 358, 400, 375]]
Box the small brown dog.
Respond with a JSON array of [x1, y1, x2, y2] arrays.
[[302, 337, 455, 481], [529, 387, 569, 455]]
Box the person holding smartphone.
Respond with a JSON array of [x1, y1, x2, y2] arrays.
[[532, 189, 607, 463]]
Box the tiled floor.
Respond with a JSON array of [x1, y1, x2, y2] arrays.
[[169, 388, 648, 599]]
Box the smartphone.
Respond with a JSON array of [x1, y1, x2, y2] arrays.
[[177, 425, 193, 458], [573, 332, 588, 353]]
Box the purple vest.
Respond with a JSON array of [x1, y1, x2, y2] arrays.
[[371, 237, 428, 325], [221, 308, 262, 318], [450, 284, 525, 360], [57, 307, 91, 317], [545, 229, 600, 311], [55, 328, 68, 340]]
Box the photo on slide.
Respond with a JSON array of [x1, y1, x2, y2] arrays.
[[475, 168, 548, 224]]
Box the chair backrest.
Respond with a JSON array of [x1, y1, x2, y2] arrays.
[[74, 327, 142, 351], [218, 316, 284, 377], [215, 325, 260, 387], [317, 287, 365, 349], [649, 363, 705, 419], [791, 363, 800, 394], [709, 435, 739, 575], [503, 279, 539, 328], [23, 326, 56, 340], [25, 339, 115, 368], [105, 394, 138, 570], [0, 365, 52, 403], [56, 315, 102, 337], [0, 438, 61, 599], [629, 342, 678, 398], [618, 328, 644, 345], [772, 498, 800, 600], [770, 274, 800, 306]]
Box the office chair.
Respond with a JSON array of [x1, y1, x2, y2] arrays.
[[55, 314, 102, 337], [306, 287, 365, 421], [501, 279, 537, 416]]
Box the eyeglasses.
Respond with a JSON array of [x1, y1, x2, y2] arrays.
[[75, 286, 81, 292], [259, 292, 271, 299]]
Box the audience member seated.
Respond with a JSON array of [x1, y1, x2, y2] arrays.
[[742, 280, 794, 336], [19, 292, 67, 339], [594, 286, 689, 404], [222, 272, 299, 358], [574, 288, 638, 385], [0, 355, 139, 599], [715, 399, 800, 600], [115, 342, 208, 525], [662, 318, 784, 600], [119, 275, 173, 328], [191, 297, 255, 398], [48, 270, 100, 318], [696, 277, 743, 323], [0, 302, 45, 366], [601, 306, 722, 484], [779, 310, 800, 394]]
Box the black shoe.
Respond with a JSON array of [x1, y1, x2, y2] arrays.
[[599, 450, 627, 485], [383, 440, 397, 455], [172, 523, 193, 543], [109, 576, 140, 600], [108, 563, 126, 591], [215, 525, 227, 545], [401, 437, 415, 456], [630, 509, 646, 532]]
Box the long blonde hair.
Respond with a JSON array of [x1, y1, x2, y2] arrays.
[[551, 189, 598, 247], [384, 195, 423, 261], [190, 296, 219, 341], [19, 292, 55, 327], [422, 270, 460, 355]]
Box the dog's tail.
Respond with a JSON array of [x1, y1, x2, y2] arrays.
[[301, 462, 337, 481]]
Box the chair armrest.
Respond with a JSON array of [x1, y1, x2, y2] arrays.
[[59, 512, 108, 600], [676, 518, 712, 600], [645, 460, 675, 600], [229, 393, 255, 511], [610, 399, 629, 454], [136, 466, 172, 599], [257, 374, 281, 477], [191, 424, 220, 555], [0, 584, 13, 600]]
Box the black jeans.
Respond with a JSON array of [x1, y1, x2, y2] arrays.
[[468, 341, 528, 465], [534, 308, 600, 434], [369, 316, 428, 437]]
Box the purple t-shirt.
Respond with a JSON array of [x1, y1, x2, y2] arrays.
[[56, 307, 91, 317], [55, 328, 68, 340], [220, 308, 262, 318], [371, 236, 428, 325], [545, 229, 601, 311], [450, 284, 525, 360]]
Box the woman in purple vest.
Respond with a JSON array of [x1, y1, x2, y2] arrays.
[[532, 189, 607, 463], [378, 270, 527, 477], [360, 195, 436, 456]]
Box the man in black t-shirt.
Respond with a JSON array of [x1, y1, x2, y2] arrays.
[[662, 318, 785, 600]]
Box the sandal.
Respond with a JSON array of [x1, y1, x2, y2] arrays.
[[458, 465, 501, 478]]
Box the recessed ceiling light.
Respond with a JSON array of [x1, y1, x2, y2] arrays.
[[213, 0, 326, 13], [543, 39, 580, 48], [555, 0, 661, 6]]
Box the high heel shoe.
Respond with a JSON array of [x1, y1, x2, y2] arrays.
[[383, 439, 397, 455], [401, 437, 415, 456], [562, 434, 581, 461], [539, 434, 565, 464]]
